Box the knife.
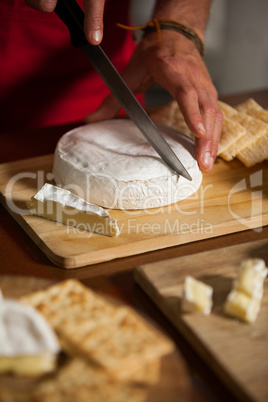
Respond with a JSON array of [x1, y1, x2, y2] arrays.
[[54, 0, 192, 181]]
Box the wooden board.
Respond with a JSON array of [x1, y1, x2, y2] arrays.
[[0, 154, 267, 268], [134, 238, 268, 402], [0, 276, 191, 402]]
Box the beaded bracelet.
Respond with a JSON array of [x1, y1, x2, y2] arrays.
[[117, 19, 205, 57]]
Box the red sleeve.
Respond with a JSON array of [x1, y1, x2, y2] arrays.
[[0, 0, 143, 131]]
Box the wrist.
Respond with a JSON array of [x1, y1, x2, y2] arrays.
[[152, 16, 206, 43], [152, 0, 212, 42], [142, 19, 205, 56]]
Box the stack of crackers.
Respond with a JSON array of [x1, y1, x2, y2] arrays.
[[150, 98, 268, 168], [18, 279, 174, 402]]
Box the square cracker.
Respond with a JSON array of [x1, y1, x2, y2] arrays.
[[217, 117, 247, 155], [235, 98, 268, 124], [234, 98, 268, 165], [220, 111, 268, 161], [20, 280, 173, 381], [218, 100, 238, 119], [33, 358, 148, 402], [58, 305, 171, 380], [149, 99, 247, 156], [237, 133, 268, 167], [20, 278, 116, 329], [217, 101, 247, 157]]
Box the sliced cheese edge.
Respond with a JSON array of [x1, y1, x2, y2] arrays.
[[27, 183, 119, 237], [0, 354, 57, 376]]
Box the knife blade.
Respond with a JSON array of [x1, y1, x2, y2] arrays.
[[54, 0, 192, 181]]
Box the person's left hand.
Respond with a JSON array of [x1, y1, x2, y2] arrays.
[[84, 30, 223, 173]]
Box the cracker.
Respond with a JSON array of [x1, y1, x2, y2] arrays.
[[220, 112, 268, 161], [20, 280, 173, 381], [20, 279, 116, 328], [237, 133, 268, 167], [131, 359, 161, 385], [217, 101, 248, 155], [218, 101, 238, 118], [149, 99, 248, 155], [149, 98, 267, 166], [58, 305, 173, 380], [217, 117, 247, 155], [236, 98, 268, 124], [33, 358, 148, 402]]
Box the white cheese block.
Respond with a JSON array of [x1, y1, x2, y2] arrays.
[[224, 290, 261, 323], [53, 120, 203, 210], [182, 276, 213, 315], [0, 299, 60, 375], [234, 258, 268, 299], [27, 183, 119, 237]]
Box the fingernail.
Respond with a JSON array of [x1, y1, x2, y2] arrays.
[[197, 123, 206, 136], [202, 151, 214, 170], [90, 29, 102, 44]]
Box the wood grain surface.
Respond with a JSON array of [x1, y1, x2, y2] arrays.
[[0, 276, 191, 402], [0, 154, 267, 269], [134, 238, 268, 402]]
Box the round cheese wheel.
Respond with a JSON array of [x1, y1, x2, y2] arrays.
[[53, 120, 202, 210]]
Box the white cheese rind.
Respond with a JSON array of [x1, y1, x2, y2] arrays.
[[53, 120, 203, 210], [182, 276, 213, 315], [27, 183, 119, 237], [31, 183, 109, 216], [0, 300, 60, 356]]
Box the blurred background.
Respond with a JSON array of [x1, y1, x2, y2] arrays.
[[131, 0, 268, 107]]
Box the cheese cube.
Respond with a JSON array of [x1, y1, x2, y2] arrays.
[[234, 258, 268, 299], [224, 290, 261, 323], [182, 276, 213, 315]]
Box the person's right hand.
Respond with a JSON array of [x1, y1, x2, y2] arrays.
[[85, 31, 223, 173], [25, 0, 106, 45]]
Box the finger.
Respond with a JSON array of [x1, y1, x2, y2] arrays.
[[84, 94, 121, 123], [175, 84, 207, 139], [195, 96, 223, 172], [83, 0, 105, 45], [25, 0, 57, 12], [149, 60, 207, 139]]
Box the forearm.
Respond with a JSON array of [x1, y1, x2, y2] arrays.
[[152, 0, 212, 41]]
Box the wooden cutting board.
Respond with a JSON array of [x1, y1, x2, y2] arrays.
[[134, 238, 268, 402], [0, 154, 267, 268]]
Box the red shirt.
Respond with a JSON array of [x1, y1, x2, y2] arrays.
[[0, 0, 139, 131]]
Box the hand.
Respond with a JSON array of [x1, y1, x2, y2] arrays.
[[24, 0, 106, 44], [85, 31, 223, 173], [25, 0, 222, 173]]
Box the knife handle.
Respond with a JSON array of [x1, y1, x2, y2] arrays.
[[55, 0, 87, 48]]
